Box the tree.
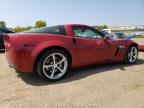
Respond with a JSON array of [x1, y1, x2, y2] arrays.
[[35, 20, 47, 28], [96, 25, 108, 30], [0, 21, 6, 28], [103, 25, 108, 29], [13, 26, 33, 32]]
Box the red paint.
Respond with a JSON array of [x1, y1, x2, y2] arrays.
[[4, 24, 138, 73], [139, 44, 144, 52]]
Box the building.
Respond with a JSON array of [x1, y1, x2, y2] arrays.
[[108, 25, 144, 30]]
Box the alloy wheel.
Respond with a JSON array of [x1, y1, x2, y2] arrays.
[[128, 46, 138, 63], [42, 53, 68, 80]]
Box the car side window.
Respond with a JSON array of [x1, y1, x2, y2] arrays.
[[44, 26, 67, 35], [72, 26, 104, 39]]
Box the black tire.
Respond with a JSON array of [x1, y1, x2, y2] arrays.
[[0, 44, 3, 50], [36, 49, 71, 82], [125, 45, 138, 64], [0, 45, 2, 50]]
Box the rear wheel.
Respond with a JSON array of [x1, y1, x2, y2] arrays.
[[36, 49, 71, 81], [125, 45, 138, 64]]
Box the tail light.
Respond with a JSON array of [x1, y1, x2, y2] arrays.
[[4, 34, 10, 42], [4, 34, 11, 50]]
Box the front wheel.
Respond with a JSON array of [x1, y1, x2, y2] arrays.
[[125, 46, 138, 64], [36, 49, 71, 82]]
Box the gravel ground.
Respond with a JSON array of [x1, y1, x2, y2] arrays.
[[0, 38, 144, 108]]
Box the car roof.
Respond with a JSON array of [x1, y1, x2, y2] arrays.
[[64, 24, 90, 27]]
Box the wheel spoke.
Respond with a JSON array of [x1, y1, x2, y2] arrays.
[[130, 48, 133, 53], [43, 65, 54, 68], [50, 67, 55, 78], [133, 54, 136, 59], [56, 66, 65, 74], [132, 47, 134, 52], [132, 56, 135, 61], [57, 58, 66, 65], [133, 50, 137, 55], [130, 50, 133, 54], [132, 52, 136, 55], [52, 54, 56, 64], [129, 56, 133, 62], [128, 53, 131, 57]]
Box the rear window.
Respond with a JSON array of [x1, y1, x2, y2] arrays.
[[24, 25, 67, 35]]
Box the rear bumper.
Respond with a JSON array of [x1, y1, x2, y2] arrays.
[[5, 47, 34, 73]]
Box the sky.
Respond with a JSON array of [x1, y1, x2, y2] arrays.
[[0, 0, 144, 27]]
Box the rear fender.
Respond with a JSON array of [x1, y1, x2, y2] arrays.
[[31, 41, 71, 58], [31, 41, 79, 69]]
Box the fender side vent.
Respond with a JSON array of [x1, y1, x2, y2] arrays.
[[115, 47, 119, 56]]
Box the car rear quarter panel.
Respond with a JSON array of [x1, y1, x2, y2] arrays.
[[16, 34, 79, 72]]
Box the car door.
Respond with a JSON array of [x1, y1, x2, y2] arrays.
[[72, 26, 117, 64]]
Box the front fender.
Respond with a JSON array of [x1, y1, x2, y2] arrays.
[[125, 40, 139, 48]]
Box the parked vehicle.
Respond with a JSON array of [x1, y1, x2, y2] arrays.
[[113, 32, 126, 39], [100, 30, 117, 39], [101, 29, 111, 34], [0, 28, 14, 50], [125, 33, 136, 39], [4, 24, 139, 81], [100, 30, 136, 40], [113, 32, 137, 40]]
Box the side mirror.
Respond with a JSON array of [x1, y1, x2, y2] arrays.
[[104, 35, 110, 41]]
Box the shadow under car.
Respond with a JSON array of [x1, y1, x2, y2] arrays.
[[16, 58, 144, 86]]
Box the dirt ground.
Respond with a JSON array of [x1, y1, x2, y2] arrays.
[[0, 38, 144, 108]]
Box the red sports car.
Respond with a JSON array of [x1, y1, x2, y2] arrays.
[[4, 24, 139, 81]]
